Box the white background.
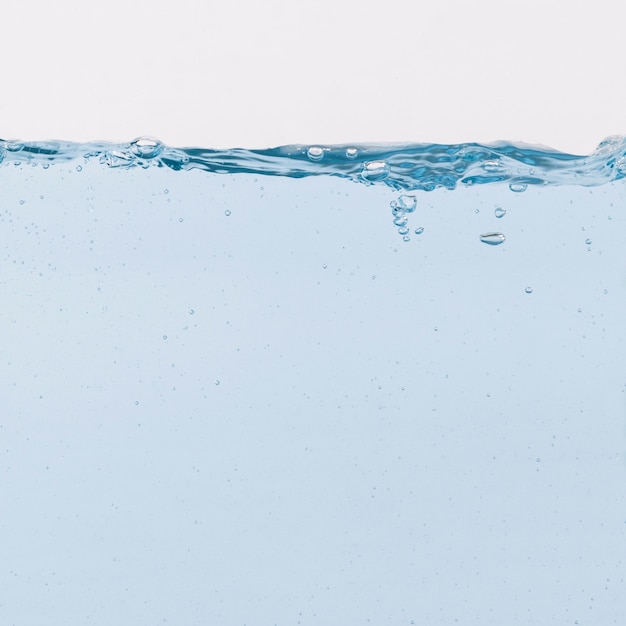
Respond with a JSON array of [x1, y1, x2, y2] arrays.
[[1, 0, 624, 153]]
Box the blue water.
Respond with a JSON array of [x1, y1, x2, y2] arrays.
[[1, 137, 626, 625], [3, 135, 626, 188]]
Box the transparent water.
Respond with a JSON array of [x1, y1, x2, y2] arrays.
[[1, 137, 626, 625]]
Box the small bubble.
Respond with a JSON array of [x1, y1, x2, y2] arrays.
[[322, 264, 327, 269], [393, 215, 408, 227], [345, 147, 358, 159], [19, 200, 25, 205], [603, 289, 608, 294], [76, 165, 83, 172], [135, 400, 139, 406], [585, 238, 592, 245], [402, 235, 410, 242], [482, 159, 503, 172], [189, 309, 195, 315], [525, 286, 533, 294], [130, 136, 163, 159], [214, 380, 220, 386], [615, 155, 626, 175], [509, 182, 528, 193], [307, 146, 324, 161], [163, 335, 168, 340], [398, 227, 409, 236], [480, 232, 506, 246], [361, 160, 390, 181], [164, 188, 169, 194], [414, 226, 424, 235], [224, 209, 231, 216], [397, 195, 417, 213], [179, 217, 184, 222], [494, 207, 506, 218], [371, 275, 376, 280]]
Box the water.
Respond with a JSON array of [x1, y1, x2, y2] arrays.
[[1, 136, 626, 625]]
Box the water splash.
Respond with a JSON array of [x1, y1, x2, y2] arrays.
[[1, 136, 626, 191]]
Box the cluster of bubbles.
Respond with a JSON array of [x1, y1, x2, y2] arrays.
[[389, 194, 418, 242], [389, 197, 511, 245], [305, 148, 394, 185], [97, 136, 167, 169]]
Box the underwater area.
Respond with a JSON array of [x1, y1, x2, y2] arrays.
[[1, 137, 626, 625]]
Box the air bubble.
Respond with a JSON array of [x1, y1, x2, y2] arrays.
[[5, 141, 23, 152], [402, 235, 410, 242], [398, 227, 409, 236], [509, 182, 528, 193], [189, 309, 195, 315], [393, 215, 408, 227], [224, 209, 231, 216], [585, 238, 592, 245], [361, 160, 390, 181], [163, 335, 168, 340], [494, 207, 506, 218], [480, 232, 506, 246], [307, 146, 324, 161], [482, 159, 503, 172], [345, 147, 358, 159], [414, 226, 424, 235], [130, 136, 163, 159], [76, 165, 83, 172], [214, 380, 220, 386], [397, 195, 417, 213], [525, 286, 533, 294], [616, 155, 626, 175]]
